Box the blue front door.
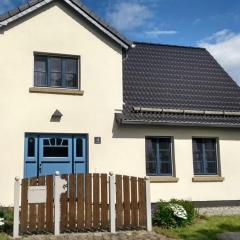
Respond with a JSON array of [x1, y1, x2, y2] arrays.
[[24, 134, 87, 178]]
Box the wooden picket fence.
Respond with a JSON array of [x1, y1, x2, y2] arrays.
[[19, 173, 147, 234]]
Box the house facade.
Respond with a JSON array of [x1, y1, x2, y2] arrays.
[[0, 0, 240, 207]]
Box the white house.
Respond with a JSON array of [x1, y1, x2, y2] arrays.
[[0, 0, 240, 209]]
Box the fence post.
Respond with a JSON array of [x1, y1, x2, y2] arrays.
[[109, 172, 116, 233], [54, 171, 68, 236], [145, 176, 152, 231], [13, 176, 20, 238]]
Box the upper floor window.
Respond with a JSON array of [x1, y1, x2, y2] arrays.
[[34, 54, 79, 89], [192, 138, 219, 175], [146, 137, 173, 176]]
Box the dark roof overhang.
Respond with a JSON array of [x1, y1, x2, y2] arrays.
[[115, 113, 240, 129]]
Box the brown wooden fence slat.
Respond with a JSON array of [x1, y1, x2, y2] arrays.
[[20, 178, 28, 233], [38, 176, 46, 232], [116, 175, 123, 228], [101, 174, 108, 228], [69, 174, 76, 230], [19, 173, 147, 234], [46, 175, 53, 232], [131, 177, 138, 228], [77, 174, 84, 230], [93, 174, 100, 229], [29, 177, 38, 232], [60, 174, 68, 233], [138, 178, 146, 228], [85, 174, 92, 229], [123, 176, 130, 228]]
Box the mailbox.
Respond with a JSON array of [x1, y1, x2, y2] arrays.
[[28, 186, 47, 204]]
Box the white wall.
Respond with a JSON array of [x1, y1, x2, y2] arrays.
[[0, 2, 122, 205], [111, 125, 240, 202], [0, 1, 239, 206]]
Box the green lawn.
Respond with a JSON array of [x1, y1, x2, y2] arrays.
[[0, 233, 9, 240], [154, 215, 240, 240]]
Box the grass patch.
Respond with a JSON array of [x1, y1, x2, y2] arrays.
[[0, 233, 9, 240], [154, 215, 240, 240], [154, 216, 240, 240]]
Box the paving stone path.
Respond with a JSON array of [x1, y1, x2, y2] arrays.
[[22, 231, 173, 240], [217, 232, 240, 240]]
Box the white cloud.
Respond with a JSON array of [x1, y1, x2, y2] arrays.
[[198, 29, 240, 85], [106, 2, 152, 31], [145, 30, 178, 36]]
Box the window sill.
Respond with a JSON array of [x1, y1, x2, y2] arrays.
[[192, 176, 225, 182], [29, 87, 84, 95], [149, 176, 179, 183]]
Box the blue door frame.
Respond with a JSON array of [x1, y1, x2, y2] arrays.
[[24, 134, 88, 178]]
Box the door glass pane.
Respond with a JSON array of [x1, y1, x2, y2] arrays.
[[76, 138, 83, 157], [146, 139, 158, 175], [28, 138, 35, 157], [43, 147, 68, 157], [44, 139, 50, 145], [43, 138, 69, 157]]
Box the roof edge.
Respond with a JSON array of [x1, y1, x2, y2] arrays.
[[0, 0, 132, 49], [115, 113, 240, 129], [133, 41, 206, 50]]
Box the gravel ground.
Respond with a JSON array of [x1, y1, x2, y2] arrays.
[[20, 231, 173, 240], [217, 232, 240, 240]]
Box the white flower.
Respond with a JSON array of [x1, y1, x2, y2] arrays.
[[0, 217, 4, 226], [169, 204, 188, 220]]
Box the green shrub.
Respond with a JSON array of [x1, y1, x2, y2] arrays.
[[153, 199, 197, 228], [0, 207, 13, 234]]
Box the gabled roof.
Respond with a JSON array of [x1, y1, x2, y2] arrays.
[[0, 0, 132, 49], [118, 42, 240, 128]]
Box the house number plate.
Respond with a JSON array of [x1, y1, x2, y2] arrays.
[[28, 186, 47, 204]]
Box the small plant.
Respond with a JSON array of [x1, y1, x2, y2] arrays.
[[153, 199, 197, 228], [0, 207, 13, 234]]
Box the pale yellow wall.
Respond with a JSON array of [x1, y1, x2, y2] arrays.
[[0, 2, 123, 205], [112, 125, 240, 203], [0, 1, 240, 206]]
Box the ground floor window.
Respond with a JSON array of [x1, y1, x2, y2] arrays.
[[145, 137, 173, 176], [192, 138, 219, 175]]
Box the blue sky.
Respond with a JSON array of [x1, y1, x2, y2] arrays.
[[1, 0, 240, 84]]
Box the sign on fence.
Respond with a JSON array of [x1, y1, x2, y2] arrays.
[[28, 186, 47, 204], [13, 172, 152, 238]]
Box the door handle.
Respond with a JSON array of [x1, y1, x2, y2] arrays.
[[39, 164, 42, 174]]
